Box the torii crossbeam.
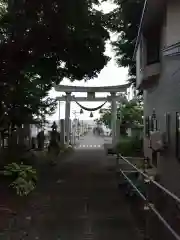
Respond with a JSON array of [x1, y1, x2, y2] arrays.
[[54, 83, 130, 146]]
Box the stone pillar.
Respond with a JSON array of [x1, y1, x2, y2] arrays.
[[9, 130, 18, 149], [24, 123, 31, 147], [111, 92, 117, 146], [58, 100, 61, 132], [37, 130, 45, 150], [72, 121, 76, 145], [69, 119, 72, 144], [60, 119, 65, 145], [17, 126, 25, 146], [65, 92, 71, 145]]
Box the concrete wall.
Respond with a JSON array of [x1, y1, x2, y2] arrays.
[[144, 56, 180, 196], [142, 0, 180, 196], [166, 0, 180, 46], [136, 36, 148, 88], [135, 2, 180, 237]]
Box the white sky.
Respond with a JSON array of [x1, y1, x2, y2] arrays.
[[48, 2, 129, 121]]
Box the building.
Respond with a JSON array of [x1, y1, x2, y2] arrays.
[[134, 1, 180, 238], [135, 0, 180, 196]]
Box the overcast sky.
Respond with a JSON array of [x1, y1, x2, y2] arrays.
[[48, 2, 129, 121]]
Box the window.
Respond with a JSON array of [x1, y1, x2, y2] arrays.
[[146, 29, 160, 65]]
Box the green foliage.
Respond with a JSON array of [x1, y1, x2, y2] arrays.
[[98, 99, 143, 133], [116, 136, 143, 157], [0, 0, 110, 128], [94, 118, 103, 126], [105, 0, 144, 86], [98, 109, 112, 129], [119, 99, 143, 129], [1, 162, 37, 196]]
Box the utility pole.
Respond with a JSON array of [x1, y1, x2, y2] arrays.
[[58, 101, 61, 131], [81, 120, 84, 135], [72, 110, 82, 145]]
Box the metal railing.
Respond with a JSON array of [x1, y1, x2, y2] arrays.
[[117, 154, 180, 240]]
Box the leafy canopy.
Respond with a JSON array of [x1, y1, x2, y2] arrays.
[[97, 98, 143, 133], [105, 0, 144, 85], [0, 0, 110, 126]]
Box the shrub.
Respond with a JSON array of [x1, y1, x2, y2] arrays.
[[116, 137, 143, 157], [1, 162, 37, 196]]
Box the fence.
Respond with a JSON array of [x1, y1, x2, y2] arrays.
[[117, 154, 180, 240]]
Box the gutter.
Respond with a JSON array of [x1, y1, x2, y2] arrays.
[[132, 0, 148, 60]]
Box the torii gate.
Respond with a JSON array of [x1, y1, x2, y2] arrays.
[[54, 83, 130, 146]]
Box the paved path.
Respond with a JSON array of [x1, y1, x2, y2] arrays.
[[57, 148, 141, 240], [1, 133, 141, 239], [75, 132, 105, 149], [49, 133, 140, 239]]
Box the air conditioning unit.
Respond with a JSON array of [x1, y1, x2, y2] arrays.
[[150, 131, 164, 152]]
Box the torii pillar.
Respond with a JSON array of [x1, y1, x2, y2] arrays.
[[111, 92, 117, 147], [65, 92, 71, 145]]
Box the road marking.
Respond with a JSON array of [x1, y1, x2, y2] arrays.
[[75, 144, 102, 149]]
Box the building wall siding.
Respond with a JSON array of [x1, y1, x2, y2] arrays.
[[166, 0, 180, 46], [144, 56, 180, 195]]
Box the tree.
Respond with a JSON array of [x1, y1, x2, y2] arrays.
[[0, 0, 110, 127], [97, 99, 143, 134], [97, 110, 112, 129], [105, 0, 144, 86], [118, 99, 143, 134]]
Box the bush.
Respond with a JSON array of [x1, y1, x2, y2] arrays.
[[1, 162, 37, 196], [116, 137, 143, 157]]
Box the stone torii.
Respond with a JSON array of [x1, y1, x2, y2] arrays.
[[54, 83, 130, 146]]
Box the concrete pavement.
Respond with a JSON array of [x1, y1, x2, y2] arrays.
[[56, 133, 141, 239], [2, 133, 141, 239]]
